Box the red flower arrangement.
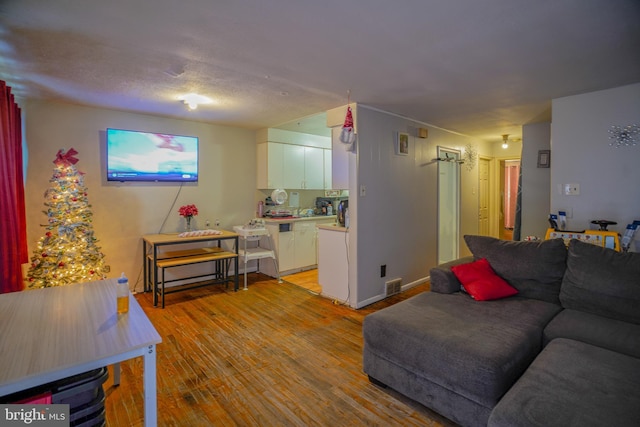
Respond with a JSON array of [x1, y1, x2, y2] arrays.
[[178, 204, 199, 218]]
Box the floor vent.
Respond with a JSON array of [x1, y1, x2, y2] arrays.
[[385, 279, 402, 296]]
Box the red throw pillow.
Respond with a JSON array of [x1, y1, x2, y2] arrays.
[[451, 258, 518, 301]]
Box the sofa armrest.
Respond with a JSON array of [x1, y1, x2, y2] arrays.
[[429, 256, 474, 293]]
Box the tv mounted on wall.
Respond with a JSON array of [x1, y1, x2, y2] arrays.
[[106, 128, 199, 182]]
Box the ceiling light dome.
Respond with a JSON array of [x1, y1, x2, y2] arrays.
[[179, 93, 213, 110]]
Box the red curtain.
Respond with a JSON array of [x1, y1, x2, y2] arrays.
[[0, 80, 27, 293]]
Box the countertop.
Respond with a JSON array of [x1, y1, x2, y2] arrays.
[[263, 215, 336, 223], [318, 223, 348, 232]]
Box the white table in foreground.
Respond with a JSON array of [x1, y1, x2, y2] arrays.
[[0, 279, 162, 427]]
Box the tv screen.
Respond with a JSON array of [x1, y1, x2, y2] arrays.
[[106, 128, 199, 182]]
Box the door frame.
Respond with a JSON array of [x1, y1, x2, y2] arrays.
[[437, 146, 461, 264], [478, 156, 492, 236], [490, 155, 521, 240]]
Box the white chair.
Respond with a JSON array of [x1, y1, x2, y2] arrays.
[[233, 225, 281, 289]]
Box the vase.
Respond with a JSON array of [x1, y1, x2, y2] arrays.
[[185, 216, 192, 232]]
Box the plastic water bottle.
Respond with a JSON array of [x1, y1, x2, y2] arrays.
[[117, 273, 129, 314], [257, 201, 264, 218]]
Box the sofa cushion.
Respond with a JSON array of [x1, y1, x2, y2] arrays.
[[429, 256, 475, 294], [451, 258, 518, 301], [543, 309, 640, 358], [362, 292, 562, 408], [560, 239, 640, 324], [488, 338, 640, 427], [464, 235, 567, 303]]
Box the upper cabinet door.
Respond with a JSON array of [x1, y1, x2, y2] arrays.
[[257, 142, 284, 189], [324, 149, 332, 189], [304, 146, 325, 190], [256, 139, 332, 190], [283, 144, 305, 189]]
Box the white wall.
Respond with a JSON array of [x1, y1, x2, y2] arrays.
[[551, 83, 640, 249], [24, 100, 257, 290], [350, 106, 483, 307], [521, 122, 551, 238]]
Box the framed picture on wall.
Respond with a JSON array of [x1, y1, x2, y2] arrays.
[[537, 150, 550, 168], [395, 132, 409, 155]]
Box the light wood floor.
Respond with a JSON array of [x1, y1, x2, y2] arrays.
[[104, 274, 456, 426], [282, 268, 321, 294]]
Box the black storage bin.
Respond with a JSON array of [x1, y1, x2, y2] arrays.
[[69, 387, 106, 427], [1, 367, 108, 426]]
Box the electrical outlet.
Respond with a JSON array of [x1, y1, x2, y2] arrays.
[[564, 184, 580, 195], [559, 208, 573, 218], [380, 264, 386, 277], [215, 219, 220, 227]]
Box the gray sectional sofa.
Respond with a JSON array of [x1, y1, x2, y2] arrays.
[[362, 236, 640, 427]]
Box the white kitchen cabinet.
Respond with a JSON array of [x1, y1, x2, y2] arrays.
[[257, 142, 284, 189], [293, 221, 317, 268], [318, 226, 349, 302], [261, 223, 295, 276], [259, 218, 336, 276], [277, 227, 296, 271], [303, 146, 325, 190], [257, 142, 329, 190], [283, 144, 305, 189], [324, 149, 332, 189]]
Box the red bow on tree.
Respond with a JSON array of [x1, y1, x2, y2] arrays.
[[54, 148, 79, 166]]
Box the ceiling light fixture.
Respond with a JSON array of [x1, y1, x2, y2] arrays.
[[179, 93, 213, 111], [502, 134, 509, 149]]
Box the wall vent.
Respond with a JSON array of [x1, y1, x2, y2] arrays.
[[385, 278, 402, 296]]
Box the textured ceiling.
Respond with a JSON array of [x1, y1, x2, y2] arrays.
[[1, 0, 639, 142]]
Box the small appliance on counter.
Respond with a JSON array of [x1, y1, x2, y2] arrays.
[[338, 199, 349, 226], [315, 196, 347, 216]]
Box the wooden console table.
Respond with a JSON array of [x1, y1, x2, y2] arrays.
[[0, 279, 161, 427], [142, 231, 239, 306]]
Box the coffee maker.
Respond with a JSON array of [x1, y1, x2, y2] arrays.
[[337, 199, 349, 226]]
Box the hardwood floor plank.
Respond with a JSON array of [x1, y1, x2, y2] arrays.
[[104, 274, 456, 426]]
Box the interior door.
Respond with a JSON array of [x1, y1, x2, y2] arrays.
[[478, 157, 490, 235], [437, 147, 460, 265], [500, 160, 520, 240]]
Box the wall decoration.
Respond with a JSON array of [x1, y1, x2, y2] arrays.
[[537, 150, 550, 168], [463, 143, 477, 171], [608, 124, 639, 148], [395, 132, 409, 155]]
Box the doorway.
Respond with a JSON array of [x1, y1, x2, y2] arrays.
[[500, 159, 520, 241], [437, 147, 461, 265]]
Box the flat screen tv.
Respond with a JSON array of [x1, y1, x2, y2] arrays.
[[106, 128, 199, 182]]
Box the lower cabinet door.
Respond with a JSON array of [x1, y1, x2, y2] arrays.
[[294, 221, 317, 269], [278, 230, 296, 272]]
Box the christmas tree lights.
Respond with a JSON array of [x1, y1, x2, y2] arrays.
[[27, 148, 110, 288]]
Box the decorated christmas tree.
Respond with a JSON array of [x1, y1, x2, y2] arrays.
[[27, 148, 110, 288]]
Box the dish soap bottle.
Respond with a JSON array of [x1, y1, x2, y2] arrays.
[[117, 273, 129, 314]]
